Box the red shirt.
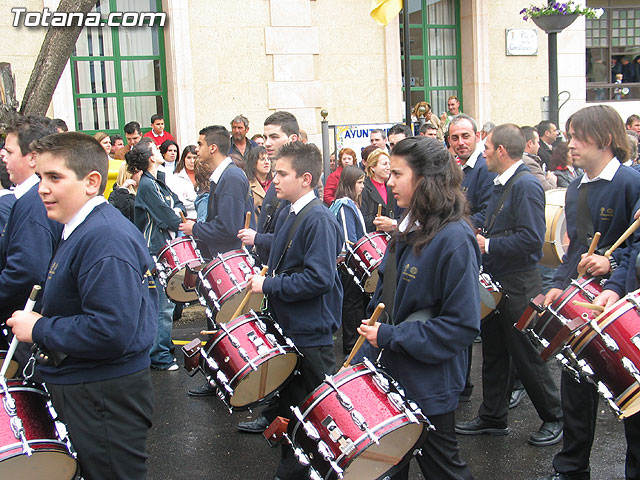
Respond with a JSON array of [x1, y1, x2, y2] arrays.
[[143, 129, 175, 146], [370, 178, 387, 204]]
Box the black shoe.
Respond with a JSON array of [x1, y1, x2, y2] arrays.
[[509, 388, 526, 409], [528, 421, 563, 447], [188, 382, 217, 397], [237, 415, 270, 433], [455, 416, 508, 436], [537, 473, 573, 480], [458, 393, 472, 402]]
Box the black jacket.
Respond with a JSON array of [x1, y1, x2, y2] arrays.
[[361, 176, 399, 232]]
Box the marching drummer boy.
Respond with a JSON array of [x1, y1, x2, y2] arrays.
[[7, 132, 157, 480], [246, 141, 344, 480]]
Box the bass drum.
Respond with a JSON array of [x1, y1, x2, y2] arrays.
[[540, 188, 569, 267]]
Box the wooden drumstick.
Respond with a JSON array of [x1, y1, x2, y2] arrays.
[[604, 218, 640, 258], [343, 303, 385, 368], [230, 266, 269, 321], [179, 211, 187, 223], [241, 211, 252, 249], [572, 301, 605, 312], [577, 232, 601, 277], [1, 285, 41, 378], [200, 330, 217, 335], [376, 204, 382, 231]]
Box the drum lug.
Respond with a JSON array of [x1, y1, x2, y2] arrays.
[[201, 349, 219, 371], [237, 347, 257, 371], [350, 409, 379, 445], [317, 440, 344, 478], [247, 331, 269, 357], [597, 381, 623, 417], [414, 448, 423, 456], [308, 468, 322, 480], [599, 331, 619, 352], [291, 406, 321, 441], [622, 357, 640, 385], [324, 375, 353, 412], [632, 334, 640, 352]]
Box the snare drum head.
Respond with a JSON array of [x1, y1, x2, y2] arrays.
[[363, 269, 380, 293], [541, 188, 568, 267], [230, 352, 298, 407], [2, 452, 77, 480], [165, 269, 199, 303], [343, 422, 424, 480], [0, 352, 18, 379]]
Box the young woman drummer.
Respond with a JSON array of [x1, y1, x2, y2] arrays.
[[352, 136, 480, 479]]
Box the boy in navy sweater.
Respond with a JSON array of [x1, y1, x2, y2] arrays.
[[7, 132, 157, 480], [0, 116, 60, 325], [456, 124, 563, 448], [355, 137, 479, 479], [539, 106, 640, 480], [247, 141, 343, 479]]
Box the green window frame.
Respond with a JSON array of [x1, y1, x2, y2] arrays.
[[69, 0, 169, 136], [400, 0, 463, 117]]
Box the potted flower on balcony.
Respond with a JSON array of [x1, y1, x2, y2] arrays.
[[520, 1, 604, 33]]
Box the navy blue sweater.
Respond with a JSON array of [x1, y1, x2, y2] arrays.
[[255, 182, 289, 262], [0, 193, 15, 232], [192, 165, 255, 257], [0, 184, 62, 321], [354, 220, 481, 416], [482, 164, 545, 277], [462, 155, 496, 228], [32, 203, 158, 384], [553, 166, 640, 295], [134, 171, 185, 255], [262, 201, 343, 347]]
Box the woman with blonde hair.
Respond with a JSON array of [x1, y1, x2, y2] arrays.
[[108, 161, 141, 222], [361, 148, 398, 232]]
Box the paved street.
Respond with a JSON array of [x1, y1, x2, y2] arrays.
[[146, 307, 628, 480]]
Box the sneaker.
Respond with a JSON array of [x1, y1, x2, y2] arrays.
[[167, 363, 179, 371], [237, 415, 270, 433], [509, 388, 527, 409], [151, 362, 179, 371]]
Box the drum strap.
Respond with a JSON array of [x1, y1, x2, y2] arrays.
[[483, 171, 528, 235], [379, 240, 397, 324], [273, 198, 323, 274], [575, 184, 595, 249]]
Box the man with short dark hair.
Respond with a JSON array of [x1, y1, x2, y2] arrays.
[[456, 124, 563, 448], [229, 114, 257, 160], [110, 134, 124, 157], [369, 129, 387, 151], [536, 120, 558, 168], [387, 123, 412, 149], [115, 121, 143, 160], [0, 116, 61, 325], [180, 125, 255, 396], [626, 114, 640, 134], [522, 126, 557, 191], [419, 122, 438, 138], [143, 113, 175, 146]]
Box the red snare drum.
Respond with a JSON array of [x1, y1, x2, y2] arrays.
[[345, 233, 389, 293], [156, 236, 205, 303], [0, 380, 77, 479], [288, 359, 431, 480], [516, 276, 603, 360], [186, 311, 299, 411], [479, 272, 504, 322], [564, 289, 640, 418], [196, 249, 264, 324]]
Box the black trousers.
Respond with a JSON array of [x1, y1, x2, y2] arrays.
[[47, 368, 154, 480], [479, 269, 562, 425], [388, 411, 474, 480], [553, 370, 640, 480], [275, 344, 336, 480], [339, 269, 368, 354]]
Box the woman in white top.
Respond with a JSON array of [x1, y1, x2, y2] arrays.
[[167, 145, 198, 219]]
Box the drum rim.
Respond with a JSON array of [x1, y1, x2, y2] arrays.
[[0, 439, 74, 457], [333, 414, 428, 476]]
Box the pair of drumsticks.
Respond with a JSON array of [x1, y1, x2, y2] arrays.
[[572, 218, 640, 313]]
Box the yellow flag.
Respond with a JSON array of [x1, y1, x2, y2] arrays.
[[370, 0, 403, 26]]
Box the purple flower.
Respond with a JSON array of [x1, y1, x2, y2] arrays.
[[520, 8, 526, 14], [523, 15, 528, 20]]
